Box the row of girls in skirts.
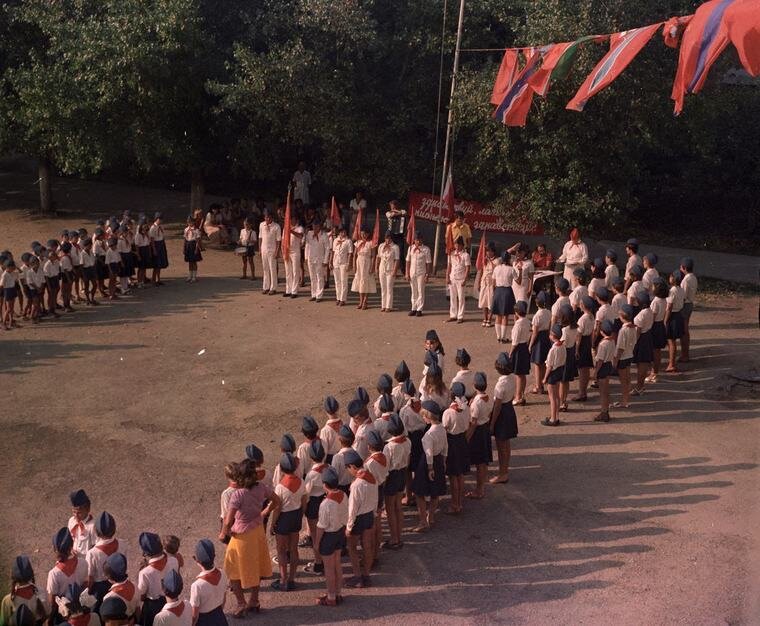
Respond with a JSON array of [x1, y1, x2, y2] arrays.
[[1, 333, 534, 621], [0, 213, 169, 330]]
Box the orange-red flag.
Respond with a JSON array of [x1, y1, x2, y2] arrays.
[[282, 190, 292, 257], [475, 232, 487, 271], [442, 167, 455, 220], [444, 223, 455, 255], [352, 206, 363, 241], [371, 208, 381, 246], [330, 195, 340, 227], [405, 206, 416, 246], [662, 15, 693, 48], [724, 0, 760, 76], [490, 50, 519, 105]]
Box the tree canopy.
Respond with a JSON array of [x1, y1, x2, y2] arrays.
[[0, 0, 757, 238]]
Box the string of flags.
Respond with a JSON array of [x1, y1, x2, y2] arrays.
[[490, 0, 760, 126]]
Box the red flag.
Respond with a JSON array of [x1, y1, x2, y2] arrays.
[[442, 167, 455, 220], [282, 190, 292, 257], [475, 232, 487, 271], [529, 42, 574, 97], [494, 49, 542, 127], [330, 195, 340, 227], [490, 50, 519, 105], [405, 206, 416, 247], [724, 0, 760, 76], [567, 23, 662, 112], [663, 15, 694, 48], [445, 223, 455, 255], [352, 206, 363, 241], [371, 208, 380, 246], [671, 0, 735, 115]]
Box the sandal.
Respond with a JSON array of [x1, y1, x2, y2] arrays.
[[465, 491, 484, 499], [612, 401, 629, 408], [529, 387, 542, 395], [231, 605, 248, 618], [245, 604, 261, 614], [559, 403, 569, 412], [316, 596, 337, 607], [489, 475, 509, 484], [540, 418, 560, 427], [594, 412, 610, 422], [344, 576, 364, 588]]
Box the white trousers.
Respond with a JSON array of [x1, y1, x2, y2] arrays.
[[262, 252, 278, 291], [284, 252, 301, 295], [379, 271, 395, 309], [334, 264, 349, 302], [410, 274, 426, 311], [449, 278, 466, 320], [308, 261, 325, 299]]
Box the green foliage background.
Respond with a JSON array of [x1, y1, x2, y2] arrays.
[[0, 0, 758, 238]]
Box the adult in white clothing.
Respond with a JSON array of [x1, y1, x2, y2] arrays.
[[283, 220, 304, 297], [304, 221, 331, 301], [375, 231, 400, 312], [291, 161, 311, 205], [405, 231, 432, 317], [258, 211, 281, 294], [446, 236, 470, 323], [329, 227, 353, 306], [557, 228, 589, 282]]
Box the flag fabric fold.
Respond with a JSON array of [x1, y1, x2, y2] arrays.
[[671, 0, 736, 114], [330, 195, 340, 228], [567, 23, 662, 112], [371, 208, 381, 246], [491, 50, 520, 105], [442, 167, 455, 220], [352, 207, 363, 241], [282, 190, 292, 257], [493, 49, 543, 126], [528, 36, 605, 97], [475, 232, 487, 271], [724, 0, 760, 76], [663, 15, 694, 48], [405, 206, 416, 246]]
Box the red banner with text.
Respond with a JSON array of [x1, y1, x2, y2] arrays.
[[408, 191, 543, 235]]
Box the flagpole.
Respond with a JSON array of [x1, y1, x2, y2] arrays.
[[432, 0, 465, 274]]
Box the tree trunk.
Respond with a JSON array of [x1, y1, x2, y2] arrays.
[[190, 169, 205, 214], [38, 158, 52, 214]]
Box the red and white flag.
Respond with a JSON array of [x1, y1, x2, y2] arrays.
[[475, 232, 487, 271], [405, 206, 416, 246], [282, 189, 292, 257], [442, 167, 455, 220]]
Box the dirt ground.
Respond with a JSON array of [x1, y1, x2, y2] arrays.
[[1, 173, 760, 625]]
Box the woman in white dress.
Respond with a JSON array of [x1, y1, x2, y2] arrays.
[[351, 225, 377, 309]]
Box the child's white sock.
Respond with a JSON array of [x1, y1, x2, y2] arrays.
[[495, 324, 503, 340]]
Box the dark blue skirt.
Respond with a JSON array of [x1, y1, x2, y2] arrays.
[[597, 361, 614, 379], [468, 423, 492, 466], [196, 605, 227, 626], [493, 402, 518, 441], [245, 244, 256, 258], [577, 334, 593, 368], [108, 262, 120, 276], [274, 508, 303, 535], [563, 347, 577, 382], [140, 597, 165, 626], [183, 240, 202, 263], [510, 342, 531, 376], [83, 266, 97, 281], [547, 365, 565, 385], [306, 494, 324, 520], [530, 330, 551, 365], [119, 252, 134, 277], [96, 257, 108, 280], [617, 357, 632, 371], [350, 510, 375, 535], [492, 286, 515, 316], [408, 429, 425, 471], [651, 320, 666, 349], [153, 240, 169, 269], [633, 330, 654, 364], [411, 453, 446, 498], [666, 310, 684, 340], [384, 468, 406, 495], [445, 432, 469, 476], [47, 276, 60, 289], [137, 246, 153, 269], [319, 527, 346, 556], [3, 286, 17, 300]]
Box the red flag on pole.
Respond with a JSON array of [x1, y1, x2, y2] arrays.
[[352, 207, 363, 241], [406, 206, 416, 247], [567, 23, 662, 112], [282, 190, 292, 257], [490, 50, 519, 105], [724, 0, 760, 77], [371, 208, 381, 246], [442, 167, 455, 220], [475, 232, 487, 271], [330, 195, 340, 228]]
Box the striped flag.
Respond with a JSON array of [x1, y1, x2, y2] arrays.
[[567, 24, 662, 112], [281, 189, 292, 257], [724, 0, 760, 77], [671, 0, 736, 114], [491, 50, 520, 105], [662, 15, 694, 48], [493, 49, 543, 126], [529, 36, 605, 97]]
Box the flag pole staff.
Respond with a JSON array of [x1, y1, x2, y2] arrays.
[[432, 0, 465, 274]]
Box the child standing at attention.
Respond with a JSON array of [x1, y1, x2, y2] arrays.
[[476, 241, 499, 327], [58, 243, 75, 312], [489, 353, 517, 484], [238, 218, 257, 280], [67, 489, 97, 558], [391, 361, 410, 411], [183, 216, 203, 283], [559, 306, 578, 411], [615, 305, 637, 408], [189, 540, 228, 626], [446, 236, 470, 324], [320, 397, 342, 465], [664, 270, 686, 372], [149, 213, 168, 286], [411, 402, 447, 533], [604, 249, 619, 290], [137, 532, 180, 626], [163, 536, 184, 572], [588, 258, 606, 300], [442, 383, 469, 515], [152, 571, 189, 626], [648, 278, 668, 383], [344, 450, 378, 589], [79, 238, 98, 306], [314, 467, 348, 607], [569, 267, 589, 315], [422, 329, 446, 381], [364, 431, 389, 557], [541, 324, 566, 427], [594, 321, 617, 422], [491, 252, 516, 343], [632, 292, 654, 395], [296, 416, 320, 479], [450, 348, 476, 400], [399, 379, 425, 507], [331, 425, 356, 495], [1, 260, 19, 329], [528, 292, 551, 395], [0, 556, 48, 626], [102, 553, 139, 619], [220, 463, 238, 541], [466, 372, 493, 500], [623, 238, 642, 291], [269, 453, 305, 591], [509, 301, 531, 406], [303, 440, 329, 575], [550, 278, 571, 326], [85, 511, 119, 607], [47, 528, 88, 622], [679, 257, 698, 363], [105, 238, 121, 300], [382, 414, 410, 550], [642, 253, 659, 291], [134, 221, 153, 287], [43, 250, 61, 315]]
